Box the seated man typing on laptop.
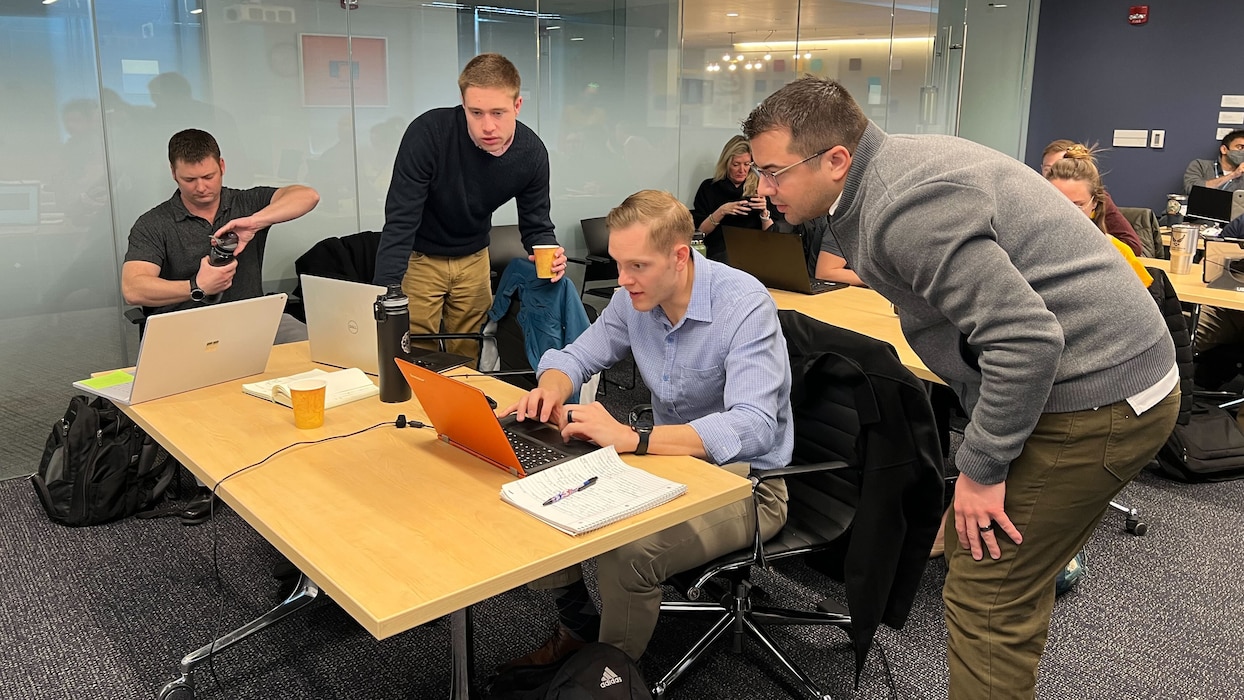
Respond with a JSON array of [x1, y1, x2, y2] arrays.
[[121, 128, 319, 345], [499, 189, 794, 666]]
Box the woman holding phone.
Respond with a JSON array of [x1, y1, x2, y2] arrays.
[[690, 135, 777, 261]]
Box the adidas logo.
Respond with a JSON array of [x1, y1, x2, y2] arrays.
[[599, 666, 623, 688]]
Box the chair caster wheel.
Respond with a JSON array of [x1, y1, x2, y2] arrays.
[[1126, 518, 1148, 536], [158, 678, 193, 700]]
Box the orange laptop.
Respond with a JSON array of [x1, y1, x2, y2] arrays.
[[395, 358, 597, 477]]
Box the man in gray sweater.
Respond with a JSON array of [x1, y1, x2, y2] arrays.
[[744, 77, 1178, 699]]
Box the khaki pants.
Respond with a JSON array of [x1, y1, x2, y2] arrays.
[[943, 388, 1179, 699], [531, 463, 789, 660], [401, 249, 491, 362]]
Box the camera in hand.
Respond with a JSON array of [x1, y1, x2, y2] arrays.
[[209, 231, 239, 266]]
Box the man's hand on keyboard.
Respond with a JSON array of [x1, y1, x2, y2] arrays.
[[502, 387, 566, 425], [561, 402, 637, 451]]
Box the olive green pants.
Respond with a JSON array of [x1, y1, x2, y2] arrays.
[[944, 388, 1179, 699]]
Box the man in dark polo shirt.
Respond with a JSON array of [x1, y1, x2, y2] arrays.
[[121, 128, 319, 525], [374, 53, 567, 361], [122, 128, 319, 343]]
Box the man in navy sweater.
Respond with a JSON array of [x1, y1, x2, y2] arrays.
[[374, 53, 567, 360]]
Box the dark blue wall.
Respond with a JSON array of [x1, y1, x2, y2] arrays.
[[1027, 0, 1244, 211]]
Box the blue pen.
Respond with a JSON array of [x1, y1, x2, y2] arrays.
[[543, 476, 599, 506]]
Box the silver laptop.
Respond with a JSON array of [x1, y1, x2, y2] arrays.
[[74, 294, 286, 405], [301, 274, 473, 375], [302, 275, 387, 375], [722, 226, 848, 295]]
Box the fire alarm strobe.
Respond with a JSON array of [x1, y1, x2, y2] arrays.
[[1129, 5, 1149, 25]]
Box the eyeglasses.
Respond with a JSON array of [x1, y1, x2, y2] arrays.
[[750, 149, 828, 188], [1074, 198, 1096, 213]]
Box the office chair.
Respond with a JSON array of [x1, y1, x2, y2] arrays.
[[565, 216, 635, 393], [289, 230, 382, 322], [1119, 206, 1165, 260], [652, 311, 944, 700], [567, 216, 618, 302]]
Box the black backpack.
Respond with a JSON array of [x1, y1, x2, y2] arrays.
[[486, 643, 651, 700], [1154, 397, 1244, 482], [31, 395, 178, 526]]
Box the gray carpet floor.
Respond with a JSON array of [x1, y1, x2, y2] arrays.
[[3, 356, 1244, 699]]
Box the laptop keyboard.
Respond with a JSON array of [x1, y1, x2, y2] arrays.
[[504, 429, 564, 472]]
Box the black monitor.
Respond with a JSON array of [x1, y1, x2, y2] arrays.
[[1186, 185, 1234, 223]]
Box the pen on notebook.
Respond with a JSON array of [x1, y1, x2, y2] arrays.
[[542, 476, 599, 506]]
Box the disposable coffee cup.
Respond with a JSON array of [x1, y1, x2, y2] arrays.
[[1169, 224, 1199, 275], [533, 245, 558, 279], [274, 378, 327, 429]]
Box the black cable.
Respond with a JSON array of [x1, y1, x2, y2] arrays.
[[202, 417, 433, 695]]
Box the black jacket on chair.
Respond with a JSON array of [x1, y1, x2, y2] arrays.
[[778, 310, 945, 676], [1146, 266, 1192, 424]]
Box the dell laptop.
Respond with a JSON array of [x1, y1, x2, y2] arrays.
[[721, 226, 848, 295], [395, 358, 597, 477], [301, 274, 471, 375], [74, 294, 286, 405]]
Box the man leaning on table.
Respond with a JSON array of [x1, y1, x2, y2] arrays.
[[497, 189, 794, 667], [743, 76, 1178, 699]]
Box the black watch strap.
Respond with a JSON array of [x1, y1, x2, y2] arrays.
[[629, 404, 654, 456], [190, 274, 206, 302]]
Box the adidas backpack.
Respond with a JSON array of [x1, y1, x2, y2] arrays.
[[487, 643, 651, 700]]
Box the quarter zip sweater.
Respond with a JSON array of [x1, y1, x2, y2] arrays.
[[374, 106, 557, 286], [828, 122, 1174, 484]]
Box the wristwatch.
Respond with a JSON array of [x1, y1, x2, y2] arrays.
[[629, 404, 654, 456], [189, 274, 206, 303]]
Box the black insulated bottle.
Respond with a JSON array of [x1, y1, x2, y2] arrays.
[[375, 285, 412, 403], [204, 231, 239, 304]]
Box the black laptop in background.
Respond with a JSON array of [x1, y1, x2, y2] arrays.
[[721, 226, 848, 295], [1187, 185, 1235, 224]]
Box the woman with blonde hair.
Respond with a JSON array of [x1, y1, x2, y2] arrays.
[[1042, 139, 1143, 255], [690, 135, 775, 261], [1046, 144, 1152, 286]]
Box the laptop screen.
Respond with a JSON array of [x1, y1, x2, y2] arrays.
[[1187, 185, 1234, 223]]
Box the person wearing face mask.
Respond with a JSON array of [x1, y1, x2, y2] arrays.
[[690, 135, 777, 262], [1184, 129, 1244, 194], [1041, 140, 1143, 255]]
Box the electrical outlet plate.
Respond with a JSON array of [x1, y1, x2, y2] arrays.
[[1151, 130, 1165, 148]]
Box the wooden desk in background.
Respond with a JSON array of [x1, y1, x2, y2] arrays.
[[1140, 256, 1244, 311], [769, 286, 939, 384], [123, 343, 750, 699]]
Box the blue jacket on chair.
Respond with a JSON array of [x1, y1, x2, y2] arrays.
[[489, 258, 592, 370]]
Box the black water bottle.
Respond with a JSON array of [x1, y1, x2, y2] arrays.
[[204, 231, 239, 304], [374, 285, 412, 403]]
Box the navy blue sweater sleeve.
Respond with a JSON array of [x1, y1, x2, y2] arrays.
[[374, 117, 438, 285]]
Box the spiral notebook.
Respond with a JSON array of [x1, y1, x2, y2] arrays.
[[500, 446, 687, 536]]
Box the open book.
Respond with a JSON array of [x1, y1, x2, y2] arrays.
[[500, 446, 687, 536], [242, 368, 378, 409]]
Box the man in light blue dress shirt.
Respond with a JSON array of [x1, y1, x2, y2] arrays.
[[498, 189, 794, 666]]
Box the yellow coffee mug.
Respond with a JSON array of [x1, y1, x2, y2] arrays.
[[273, 378, 327, 429], [533, 245, 558, 279]]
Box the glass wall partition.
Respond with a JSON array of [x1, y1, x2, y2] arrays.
[[0, 0, 1021, 479]]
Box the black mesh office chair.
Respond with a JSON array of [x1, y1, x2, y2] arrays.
[[653, 311, 944, 699], [567, 216, 617, 301]]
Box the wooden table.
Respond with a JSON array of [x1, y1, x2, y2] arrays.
[[1140, 256, 1244, 310], [123, 343, 751, 699], [769, 286, 939, 383]]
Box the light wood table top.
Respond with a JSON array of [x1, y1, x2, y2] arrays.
[[769, 286, 941, 384], [1140, 256, 1244, 310], [121, 343, 751, 640]]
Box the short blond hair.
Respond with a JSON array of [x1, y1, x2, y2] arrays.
[[606, 190, 693, 253], [458, 53, 521, 98]]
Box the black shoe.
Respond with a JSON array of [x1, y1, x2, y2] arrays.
[[179, 489, 217, 526]]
